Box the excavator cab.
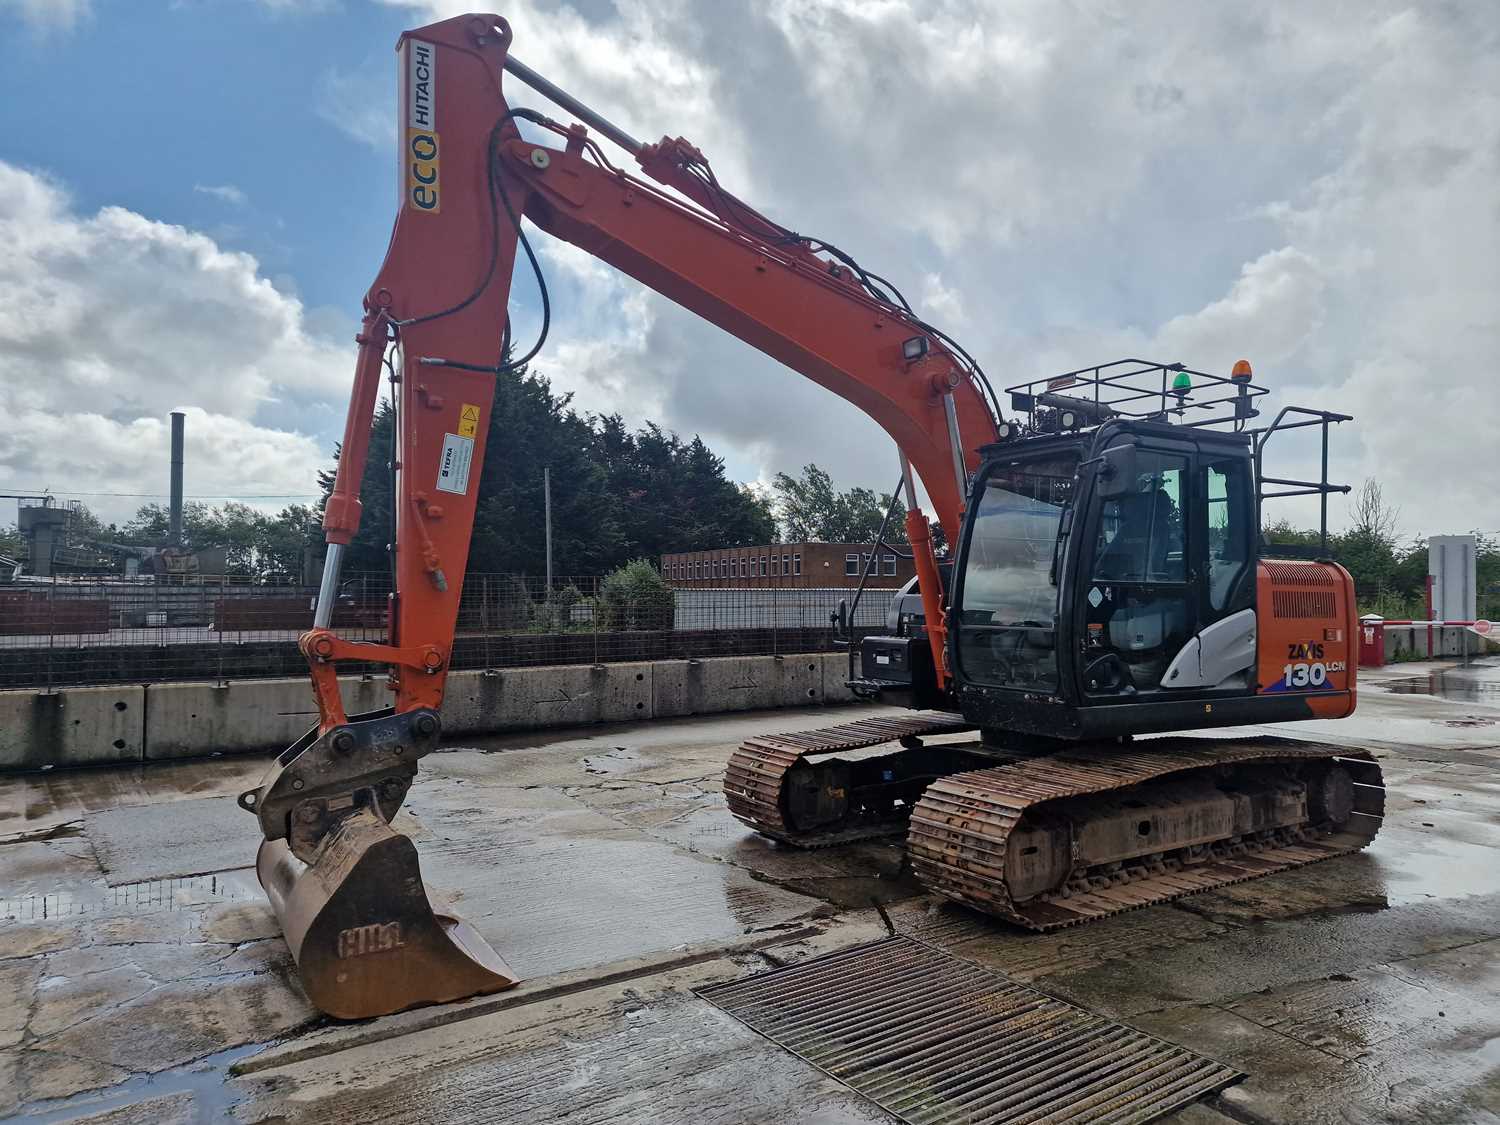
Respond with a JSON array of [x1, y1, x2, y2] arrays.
[[860, 358, 1359, 742]]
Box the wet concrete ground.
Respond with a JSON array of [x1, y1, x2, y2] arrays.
[[1, 657, 1498, 1124]]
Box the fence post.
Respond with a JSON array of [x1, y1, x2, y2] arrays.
[[45, 573, 56, 693], [482, 575, 492, 670], [772, 570, 779, 657]]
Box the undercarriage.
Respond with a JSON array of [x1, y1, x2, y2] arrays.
[[724, 717, 1385, 929]]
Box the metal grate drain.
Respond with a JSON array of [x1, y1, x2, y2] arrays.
[[697, 936, 1241, 1125]]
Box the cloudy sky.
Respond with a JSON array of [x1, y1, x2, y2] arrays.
[[1, 0, 1495, 540]]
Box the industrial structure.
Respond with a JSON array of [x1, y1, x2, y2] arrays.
[[2, 411, 219, 582]]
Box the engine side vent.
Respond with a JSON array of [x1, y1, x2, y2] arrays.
[[1263, 560, 1336, 585], [1273, 590, 1337, 618]]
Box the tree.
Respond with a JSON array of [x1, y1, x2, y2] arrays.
[[1348, 479, 1399, 543], [113, 498, 318, 580], [1336, 478, 1401, 596], [318, 399, 396, 576], [593, 418, 777, 559], [316, 355, 776, 579], [597, 559, 675, 630], [771, 463, 904, 544], [1262, 517, 1321, 549]]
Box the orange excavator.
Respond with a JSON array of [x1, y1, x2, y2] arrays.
[[240, 13, 1384, 1018]]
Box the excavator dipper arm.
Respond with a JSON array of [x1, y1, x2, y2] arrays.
[[241, 12, 996, 1018]]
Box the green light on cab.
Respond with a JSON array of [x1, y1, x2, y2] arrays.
[[1171, 371, 1193, 396]]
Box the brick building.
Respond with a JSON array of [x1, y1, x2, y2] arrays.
[[660, 542, 914, 589]]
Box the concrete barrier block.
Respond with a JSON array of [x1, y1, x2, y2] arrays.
[[651, 661, 693, 718], [778, 655, 824, 707], [341, 675, 392, 717], [695, 656, 781, 713], [821, 651, 858, 704], [1384, 626, 1414, 662], [647, 657, 774, 717], [143, 675, 394, 760], [596, 662, 653, 722], [145, 680, 308, 760], [442, 665, 606, 735], [0, 685, 144, 770]]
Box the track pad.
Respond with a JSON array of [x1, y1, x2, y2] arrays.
[[258, 807, 518, 1019]]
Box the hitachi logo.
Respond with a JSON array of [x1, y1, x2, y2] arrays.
[[408, 40, 436, 130]]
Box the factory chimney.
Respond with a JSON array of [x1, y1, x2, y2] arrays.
[[169, 411, 185, 546]]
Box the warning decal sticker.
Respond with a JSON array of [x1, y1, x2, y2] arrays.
[[457, 403, 481, 439], [435, 433, 473, 495]]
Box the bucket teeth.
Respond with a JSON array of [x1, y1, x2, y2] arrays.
[[258, 807, 518, 1019]]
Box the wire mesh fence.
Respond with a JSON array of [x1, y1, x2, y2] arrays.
[[0, 572, 900, 690]]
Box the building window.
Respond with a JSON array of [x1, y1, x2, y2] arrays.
[[782, 554, 790, 574], [761, 556, 769, 576], [771, 556, 780, 576], [793, 553, 802, 576], [883, 554, 897, 576], [845, 553, 859, 576]]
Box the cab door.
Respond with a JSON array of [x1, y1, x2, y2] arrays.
[[1075, 443, 1195, 696], [1171, 449, 1258, 691]]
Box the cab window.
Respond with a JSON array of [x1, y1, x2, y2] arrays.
[[1203, 458, 1251, 612], [1092, 454, 1185, 584]]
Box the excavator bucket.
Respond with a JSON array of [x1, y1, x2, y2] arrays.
[[241, 710, 518, 1019], [257, 806, 518, 1019]]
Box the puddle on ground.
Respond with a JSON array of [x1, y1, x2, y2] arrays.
[[1383, 661, 1500, 704], [1369, 833, 1500, 906], [5, 1041, 265, 1125], [0, 870, 260, 923]]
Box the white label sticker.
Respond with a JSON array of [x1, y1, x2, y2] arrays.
[[407, 39, 436, 130], [1088, 586, 1104, 608], [435, 433, 473, 494]]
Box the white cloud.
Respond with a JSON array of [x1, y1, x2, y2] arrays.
[[0, 162, 343, 524], [193, 183, 249, 207], [317, 65, 393, 150], [1, 0, 90, 34], [374, 0, 1498, 537]]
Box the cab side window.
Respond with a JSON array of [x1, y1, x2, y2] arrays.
[[1203, 459, 1251, 611], [1092, 455, 1185, 584]]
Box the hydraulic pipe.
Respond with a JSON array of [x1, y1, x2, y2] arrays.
[[940, 391, 969, 505], [502, 54, 643, 155]]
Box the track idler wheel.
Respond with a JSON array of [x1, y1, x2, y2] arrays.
[[258, 806, 517, 1019]]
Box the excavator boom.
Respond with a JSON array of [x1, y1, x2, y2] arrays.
[[241, 13, 995, 1018]]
